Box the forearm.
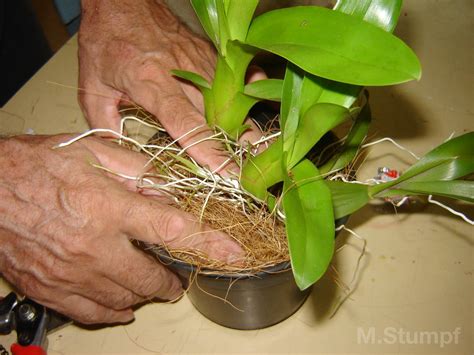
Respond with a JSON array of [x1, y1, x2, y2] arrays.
[[0, 136, 34, 276]]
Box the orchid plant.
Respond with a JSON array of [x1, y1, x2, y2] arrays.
[[172, 0, 474, 290]]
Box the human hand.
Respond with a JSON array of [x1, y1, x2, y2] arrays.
[[78, 0, 265, 173], [78, 0, 222, 171], [0, 135, 242, 324]]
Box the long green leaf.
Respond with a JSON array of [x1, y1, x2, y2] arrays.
[[226, 0, 259, 41], [288, 103, 351, 168], [299, 0, 403, 109], [370, 132, 474, 196], [326, 181, 370, 219], [243, 79, 282, 101], [334, 0, 402, 32], [247, 6, 421, 85], [380, 180, 474, 203], [282, 159, 335, 290], [280, 65, 304, 155], [191, 0, 220, 49], [280, 65, 326, 157], [307, 0, 403, 108], [403, 132, 474, 182], [215, 0, 230, 54]]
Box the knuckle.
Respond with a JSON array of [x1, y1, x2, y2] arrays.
[[104, 289, 137, 310], [137, 266, 178, 300], [158, 209, 188, 243], [90, 291, 122, 311], [134, 56, 165, 82], [43, 257, 70, 283], [108, 40, 139, 63], [135, 268, 162, 298]]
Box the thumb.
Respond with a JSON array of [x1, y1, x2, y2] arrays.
[[118, 193, 244, 264]]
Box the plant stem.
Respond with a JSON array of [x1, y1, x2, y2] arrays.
[[206, 43, 258, 138]]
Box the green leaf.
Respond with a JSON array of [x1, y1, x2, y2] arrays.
[[382, 180, 474, 203], [171, 69, 211, 90], [370, 132, 474, 196], [334, 0, 402, 32], [320, 98, 372, 174], [224, 40, 258, 81], [280, 65, 305, 154], [325, 181, 370, 219], [240, 138, 283, 200], [191, 0, 220, 49], [280, 65, 326, 156], [243, 79, 283, 101], [247, 6, 421, 85], [226, 0, 259, 41], [207, 53, 257, 134], [223, 0, 231, 12], [314, 77, 360, 108], [300, 0, 403, 109], [191, 0, 230, 54], [282, 159, 335, 290], [215, 0, 230, 54], [403, 132, 474, 182], [241, 1, 406, 201], [287, 103, 351, 168]]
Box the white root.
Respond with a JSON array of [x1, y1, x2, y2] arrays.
[[361, 137, 421, 160], [428, 195, 474, 225], [56, 120, 472, 230]]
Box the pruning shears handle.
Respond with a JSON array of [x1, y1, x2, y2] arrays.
[[10, 344, 46, 355], [0, 293, 70, 355]]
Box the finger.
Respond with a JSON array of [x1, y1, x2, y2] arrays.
[[246, 65, 268, 83], [83, 137, 151, 179], [4, 234, 146, 312], [125, 76, 237, 174], [81, 137, 171, 199], [155, 94, 233, 172], [43, 294, 135, 325], [239, 118, 265, 146], [117, 192, 244, 263], [64, 274, 145, 311], [100, 237, 183, 301], [78, 80, 123, 131]]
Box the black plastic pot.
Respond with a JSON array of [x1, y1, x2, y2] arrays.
[[153, 214, 347, 330], [148, 108, 347, 329], [156, 254, 309, 330]]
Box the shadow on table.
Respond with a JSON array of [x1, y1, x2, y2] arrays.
[[304, 196, 473, 324]]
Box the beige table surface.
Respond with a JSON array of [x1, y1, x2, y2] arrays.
[[0, 1, 473, 354]]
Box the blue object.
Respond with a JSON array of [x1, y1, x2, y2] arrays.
[[53, 0, 81, 34]]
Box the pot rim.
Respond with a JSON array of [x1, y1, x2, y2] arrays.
[[155, 247, 293, 280], [153, 214, 349, 280]]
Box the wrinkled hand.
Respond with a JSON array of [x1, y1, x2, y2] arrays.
[[0, 135, 242, 324], [78, 0, 265, 173], [78, 0, 227, 170]]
